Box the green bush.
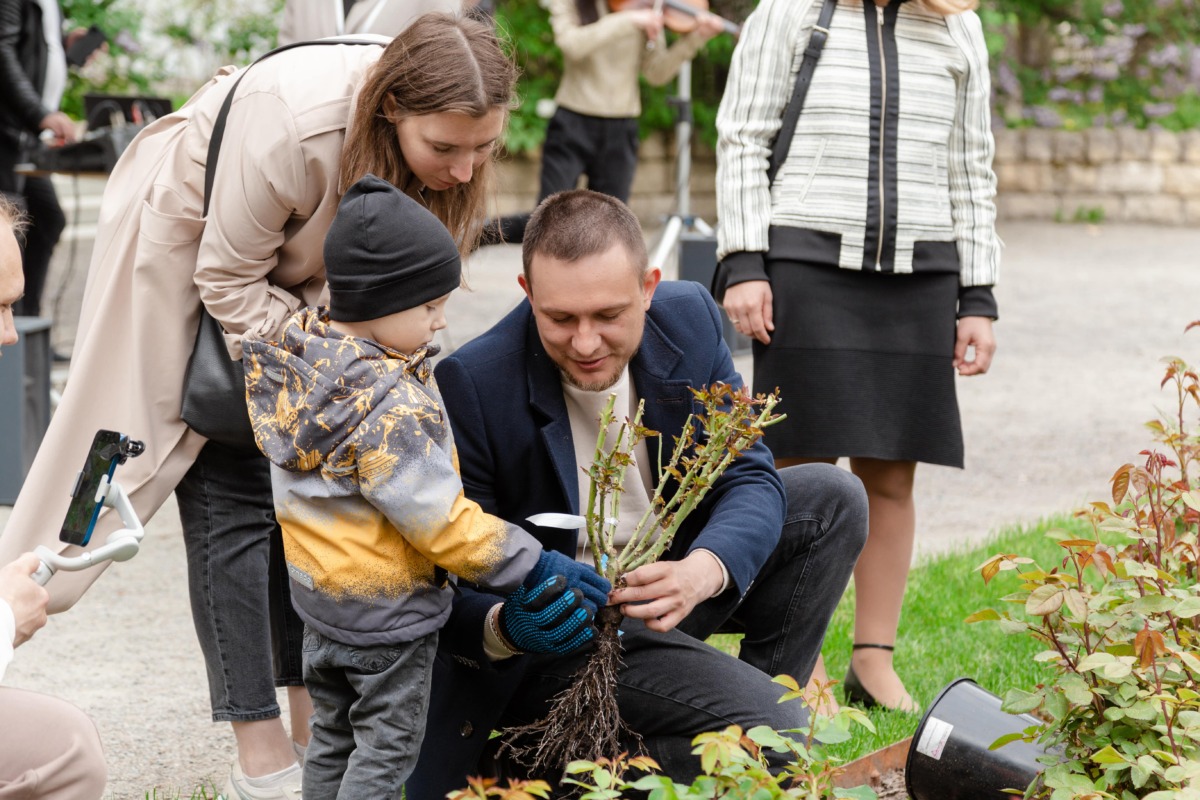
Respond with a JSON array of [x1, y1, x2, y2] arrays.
[[57, 0, 1200, 151], [497, 0, 1200, 155]]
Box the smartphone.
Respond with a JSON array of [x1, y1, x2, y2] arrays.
[[65, 25, 107, 68], [60, 430, 128, 546]]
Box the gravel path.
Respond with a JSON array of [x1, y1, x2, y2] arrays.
[[1, 221, 1198, 797]]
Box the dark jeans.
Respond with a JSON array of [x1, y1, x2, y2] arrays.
[[499, 463, 868, 781], [539, 108, 640, 203], [303, 628, 437, 800], [1, 147, 66, 318], [175, 441, 305, 722]]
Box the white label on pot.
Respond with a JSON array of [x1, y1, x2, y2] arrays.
[[916, 716, 954, 760]]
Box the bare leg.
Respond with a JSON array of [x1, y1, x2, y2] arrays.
[[847, 457, 918, 712], [231, 719, 301, 778], [775, 456, 841, 716], [288, 685, 313, 747]]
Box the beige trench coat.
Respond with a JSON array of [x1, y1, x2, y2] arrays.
[[0, 39, 387, 611], [278, 0, 465, 44]]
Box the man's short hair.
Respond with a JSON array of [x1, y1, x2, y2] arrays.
[[522, 190, 648, 286], [0, 195, 27, 237]]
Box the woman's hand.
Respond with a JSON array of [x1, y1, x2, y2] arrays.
[[722, 280, 774, 345], [954, 316, 995, 376], [692, 11, 726, 40]]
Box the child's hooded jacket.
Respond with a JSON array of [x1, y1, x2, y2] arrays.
[[243, 307, 543, 646]]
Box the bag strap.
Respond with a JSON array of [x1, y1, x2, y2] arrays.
[[766, 0, 837, 186], [203, 38, 384, 216]]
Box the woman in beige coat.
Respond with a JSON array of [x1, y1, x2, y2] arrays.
[[0, 13, 514, 797]]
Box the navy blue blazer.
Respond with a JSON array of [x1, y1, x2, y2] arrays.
[[407, 281, 785, 799]]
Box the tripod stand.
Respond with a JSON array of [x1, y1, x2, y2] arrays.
[[649, 59, 713, 273]]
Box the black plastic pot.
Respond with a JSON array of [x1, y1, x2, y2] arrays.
[[905, 677, 1048, 800]]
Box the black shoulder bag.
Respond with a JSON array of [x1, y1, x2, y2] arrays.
[[180, 38, 381, 450], [767, 0, 838, 185], [712, 0, 837, 299]]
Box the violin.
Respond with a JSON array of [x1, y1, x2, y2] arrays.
[[608, 0, 740, 37]]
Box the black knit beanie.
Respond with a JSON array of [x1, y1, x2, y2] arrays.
[[324, 174, 461, 322]]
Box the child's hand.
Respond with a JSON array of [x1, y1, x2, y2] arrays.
[[522, 550, 610, 612], [499, 576, 595, 655]]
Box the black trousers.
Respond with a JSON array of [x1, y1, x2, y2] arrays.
[[482, 108, 641, 246], [0, 146, 66, 318], [538, 107, 640, 203], [407, 463, 869, 799]]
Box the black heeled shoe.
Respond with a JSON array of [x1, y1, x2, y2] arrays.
[[842, 643, 895, 710]]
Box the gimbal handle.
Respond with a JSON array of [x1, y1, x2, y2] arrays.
[[31, 477, 144, 586]]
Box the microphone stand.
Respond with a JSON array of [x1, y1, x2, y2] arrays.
[[649, 59, 713, 272]]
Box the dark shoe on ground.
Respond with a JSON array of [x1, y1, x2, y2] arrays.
[[843, 643, 919, 713]]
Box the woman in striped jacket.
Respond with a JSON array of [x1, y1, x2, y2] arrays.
[[714, 0, 1000, 712]]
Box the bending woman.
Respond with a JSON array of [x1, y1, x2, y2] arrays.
[[714, 0, 1000, 712], [0, 13, 514, 796]]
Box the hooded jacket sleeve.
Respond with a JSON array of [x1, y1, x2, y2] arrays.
[[353, 378, 543, 593], [945, 11, 1000, 291]]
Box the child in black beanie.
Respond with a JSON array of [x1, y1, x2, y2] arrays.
[[242, 174, 610, 798]]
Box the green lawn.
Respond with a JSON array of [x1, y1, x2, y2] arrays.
[[828, 516, 1101, 761], [718, 515, 1093, 763]]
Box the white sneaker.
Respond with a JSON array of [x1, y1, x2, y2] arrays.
[[222, 760, 302, 800]]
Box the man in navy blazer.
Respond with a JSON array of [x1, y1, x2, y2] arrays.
[[408, 191, 867, 798]]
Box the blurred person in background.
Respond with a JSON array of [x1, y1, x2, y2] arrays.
[[482, 0, 724, 245], [0, 0, 79, 327]]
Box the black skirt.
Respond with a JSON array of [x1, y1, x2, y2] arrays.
[[753, 259, 964, 468]]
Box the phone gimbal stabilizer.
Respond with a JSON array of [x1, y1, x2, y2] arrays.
[[31, 438, 146, 586]]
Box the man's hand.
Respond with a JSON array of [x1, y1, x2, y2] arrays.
[[608, 551, 724, 633], [0, 553, 50, 647], [39, 111, 77, 145], [721, 280, 774, 345], [953, 316, 996, 376]]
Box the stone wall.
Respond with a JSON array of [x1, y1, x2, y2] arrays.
[[993, 129, 1200, 226], [496, 128, 1200, 228]]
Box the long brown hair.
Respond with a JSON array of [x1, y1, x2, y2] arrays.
[[339, 13, 517, 256]]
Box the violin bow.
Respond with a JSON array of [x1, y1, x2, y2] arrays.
[[661, 0, 741, 36]]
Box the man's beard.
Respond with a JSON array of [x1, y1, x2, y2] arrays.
[[556, 350, 636, 393]]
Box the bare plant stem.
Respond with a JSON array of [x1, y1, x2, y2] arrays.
[[503, 384, 785, 776]]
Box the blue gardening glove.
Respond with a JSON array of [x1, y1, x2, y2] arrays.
[[522, 549, 611, 613], [499, 575, 595, 655]]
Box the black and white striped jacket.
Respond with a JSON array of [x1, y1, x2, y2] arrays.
[[715, 0, 1000, 316]]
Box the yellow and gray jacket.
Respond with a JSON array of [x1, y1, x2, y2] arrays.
[[243, 307, 543, 647]]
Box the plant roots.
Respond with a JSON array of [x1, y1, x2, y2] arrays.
[[500, 606, 643, 779]]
